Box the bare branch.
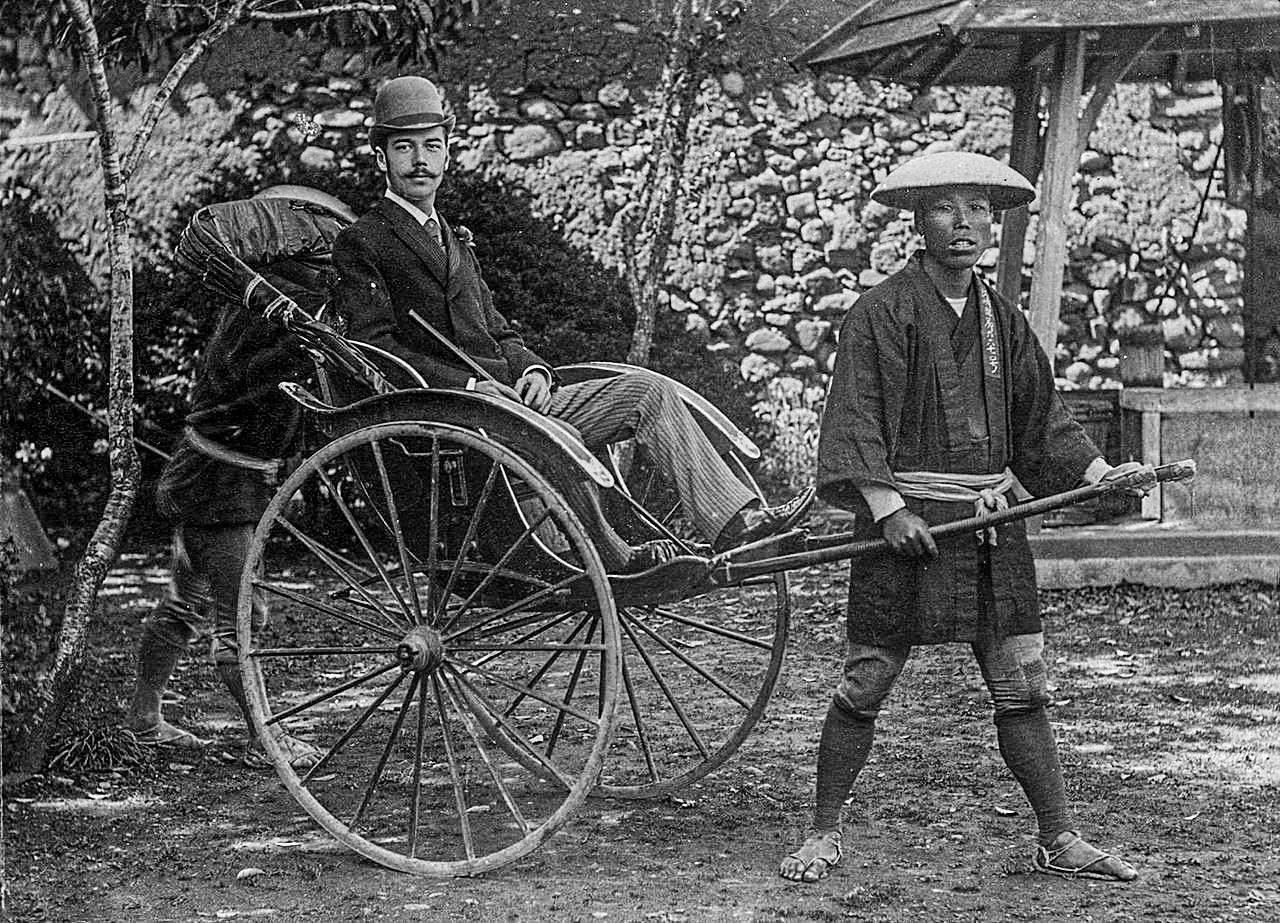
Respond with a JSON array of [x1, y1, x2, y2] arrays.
[[248, 2, 397, 20]]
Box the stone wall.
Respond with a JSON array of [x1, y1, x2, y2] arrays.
[[2, 3, 1259, 488]]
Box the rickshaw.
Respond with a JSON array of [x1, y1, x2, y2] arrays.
[[176, 186, 1193, 877]]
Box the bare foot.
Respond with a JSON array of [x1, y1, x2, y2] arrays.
[[128, 718, 210, 749], [242, 733, 322, 770], [1035, 831, 1138, 882], [779, 830, 842, 882]]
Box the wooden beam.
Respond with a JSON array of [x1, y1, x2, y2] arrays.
[[1029, 30, 1088, 362], [996, 63, 1043, 307]]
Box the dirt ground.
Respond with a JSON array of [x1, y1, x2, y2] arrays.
[[5, 555, 1279, 923]]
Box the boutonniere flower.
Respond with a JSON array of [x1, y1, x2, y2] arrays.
[[455, 224, 477, 249]]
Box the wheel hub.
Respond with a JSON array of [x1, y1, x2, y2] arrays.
[[396, 625, 445, 673]]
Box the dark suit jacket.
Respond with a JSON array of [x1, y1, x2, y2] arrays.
[[332, 197, 546, 388]]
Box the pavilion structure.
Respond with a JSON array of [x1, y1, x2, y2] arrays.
[[798, 0, 1280, 378]]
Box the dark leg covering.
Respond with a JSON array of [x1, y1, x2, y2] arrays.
[[995, 706, 1073, 845], [813, 700, 877, 831]]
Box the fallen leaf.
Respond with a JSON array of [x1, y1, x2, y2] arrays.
[[993, 806, 1018, 816], [237, 867, 266, 881]]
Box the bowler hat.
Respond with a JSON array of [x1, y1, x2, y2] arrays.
[[871, 151, 1036, 211], [369, 76, 455, 147]]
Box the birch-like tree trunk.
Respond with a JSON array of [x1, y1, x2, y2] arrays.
[[621, 0, 738, 368], [14, 0, 140, 773]]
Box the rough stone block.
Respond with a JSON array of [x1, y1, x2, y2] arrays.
[[785, 191, 817, 218], [740, 354, 781, 381], [314, 107, 365, 129], [503, 124, 563, 161], [299, 145, 336, 169], [1206, 315, 1245, 348], [815, 291, 858, 315], [1162, 314, 1203, 352], [1078, 149, 1111, 173], [575, 123, 605, 149], [799, 217, 829, 244], [794, 318, 832, 352]]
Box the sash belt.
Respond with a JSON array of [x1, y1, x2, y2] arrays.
[[894, 468, 1018, 545], [185, 427, 281, 474]]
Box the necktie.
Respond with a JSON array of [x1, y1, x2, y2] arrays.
[[425, 217, 443, 247]]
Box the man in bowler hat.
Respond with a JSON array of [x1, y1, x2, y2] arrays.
[[332, 76, 813, 565]]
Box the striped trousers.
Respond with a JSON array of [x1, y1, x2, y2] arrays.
[[547, 372, 756, 541]]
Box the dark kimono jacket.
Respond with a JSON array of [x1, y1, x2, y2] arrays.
[[817, 254, 1099, 647]]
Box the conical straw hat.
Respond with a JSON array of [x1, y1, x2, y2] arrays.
[[871, 151, 1036, 211]]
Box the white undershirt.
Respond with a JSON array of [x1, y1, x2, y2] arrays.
[[383, 188, 438, 229], [945, 295, 967, 317]]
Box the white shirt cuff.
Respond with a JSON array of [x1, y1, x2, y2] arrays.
[[525, 365, 553, 382], [1082, 456, 1110, 485], [861, 485, 906, 523]]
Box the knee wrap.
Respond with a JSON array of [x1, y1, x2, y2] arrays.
[[142, 598, 202, 652], [990, 656, 1051, 718]]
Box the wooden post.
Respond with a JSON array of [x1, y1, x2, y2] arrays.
[[997, 65, 1043, 307], [1028, 30, 1087, 363]]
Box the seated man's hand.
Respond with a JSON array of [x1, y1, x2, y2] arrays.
[[881, 508, 937, 558], [514, 369, 553, 413], [1099, 460, 1156, 496], [474, 379, 522, 402]]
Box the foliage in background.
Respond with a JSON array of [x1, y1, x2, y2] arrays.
[[751, 376, 823, 496]]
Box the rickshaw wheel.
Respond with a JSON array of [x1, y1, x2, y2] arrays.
[[237, 421, 620, 876], [600, 451, 790, 799]]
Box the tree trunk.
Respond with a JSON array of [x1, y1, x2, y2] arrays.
[[622, 0, 714, 368], [14, 0, 140, 774]]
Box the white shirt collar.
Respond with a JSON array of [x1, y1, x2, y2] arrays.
[[383, 188, 438, 228]]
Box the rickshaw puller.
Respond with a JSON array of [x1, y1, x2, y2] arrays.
[[781, 151, 1148, 885]]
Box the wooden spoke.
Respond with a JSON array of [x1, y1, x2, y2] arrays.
[[444, 574, 583, 643], [255, 579, 401, 642], [249, 645, 398, 658], [546, 613, 599, 756], [424, 436, 442, 620], [451, 642, 608, 653], [277, 517, 405, 633], [617, 640, 659, 784], [494, 611, 593, 715], [472, 608, 585, 673], [265, 660, 401, 727], [446, 666, 577, 789], [441, 507, 555, 631], [438, 673, 531, 836], [430, 674, 475, 861], [408, 673, 428, 858], [618, 611, 709, 759], [370, 440, 424, 626], [301, 670, 407, 785], [638, 604, 774, 651], [350, 673, 419, 830], [437, 462, 500, 614], [315, 465, 414, 626], [625, 613, 751, 710], [446, 656, 601, 728]]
